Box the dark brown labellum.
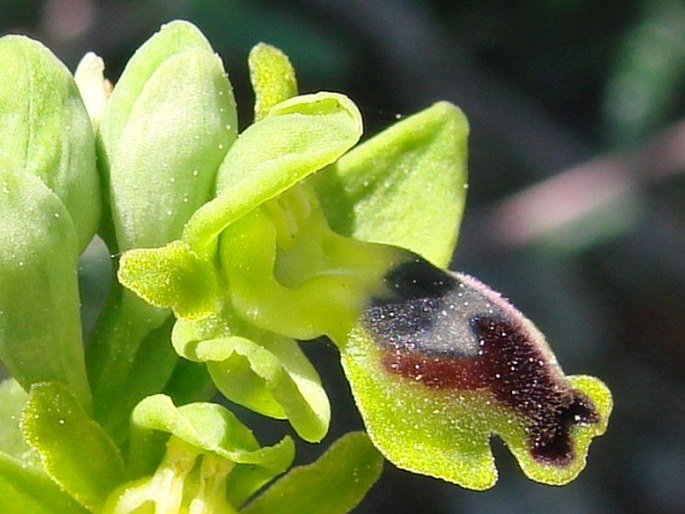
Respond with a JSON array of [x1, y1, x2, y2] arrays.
[[362, 256, 600, 465]]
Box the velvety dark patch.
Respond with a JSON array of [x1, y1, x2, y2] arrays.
[[470, 315, 599, 465], [382, 257, 455, 300], [364, 258, 600, 465]]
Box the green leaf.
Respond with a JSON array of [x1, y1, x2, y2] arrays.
[[248, 42, 298, 121], [0, 452, 88, 514], [182, 91, 363, 255], [0, 165, 91, 408], [172, 309, 331, 443], [21, 382, 126, 511], [241, 432, 383, 514], [312, 101, 469, 267], [0, 35, 100, 251]]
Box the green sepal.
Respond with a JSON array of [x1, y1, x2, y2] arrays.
[[125, 394, 295, 508], [0, 165, 91, 408], [248, 42, 298, 121], [98, 20, 237, 251], [0, 452, 88, 514], [118, 240, 219, 319], [172, 310, 331, 443], [21, 382, 127, 512], [340, 327, 613, 490], [0, 35, 100, 251], [182, 91, 363, 255], [241, 432, 383, 514], [312, 101, 469, 267]]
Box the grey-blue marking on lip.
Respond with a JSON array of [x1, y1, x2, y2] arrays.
[[364, 256, 497, 357]]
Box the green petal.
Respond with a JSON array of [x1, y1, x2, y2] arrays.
[[340, 334, 497, 490], [172, 312, 331, 443], [183, 91, 363, 255], [118, 240, 219, 319], [0, 35, 100, 251], [248, 42, 298, 121], [510, 375, 612, 485], [241, 432, 383, 514], [313, 101, 469, 267], [21, 383, 126, 511], [0, 166, 91, 408]]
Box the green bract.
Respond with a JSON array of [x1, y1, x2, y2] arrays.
[[87, 19, 238, 441]]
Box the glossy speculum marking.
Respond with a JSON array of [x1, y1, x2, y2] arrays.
[[363, 257, 600, 466]]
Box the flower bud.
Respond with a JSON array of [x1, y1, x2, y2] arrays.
[[0, 163, 90, 407], [97, 21, 237, 251], [0, 35, 100, 251]]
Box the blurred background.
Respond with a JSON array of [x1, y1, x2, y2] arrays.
[[2, 1, 684, 512]]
